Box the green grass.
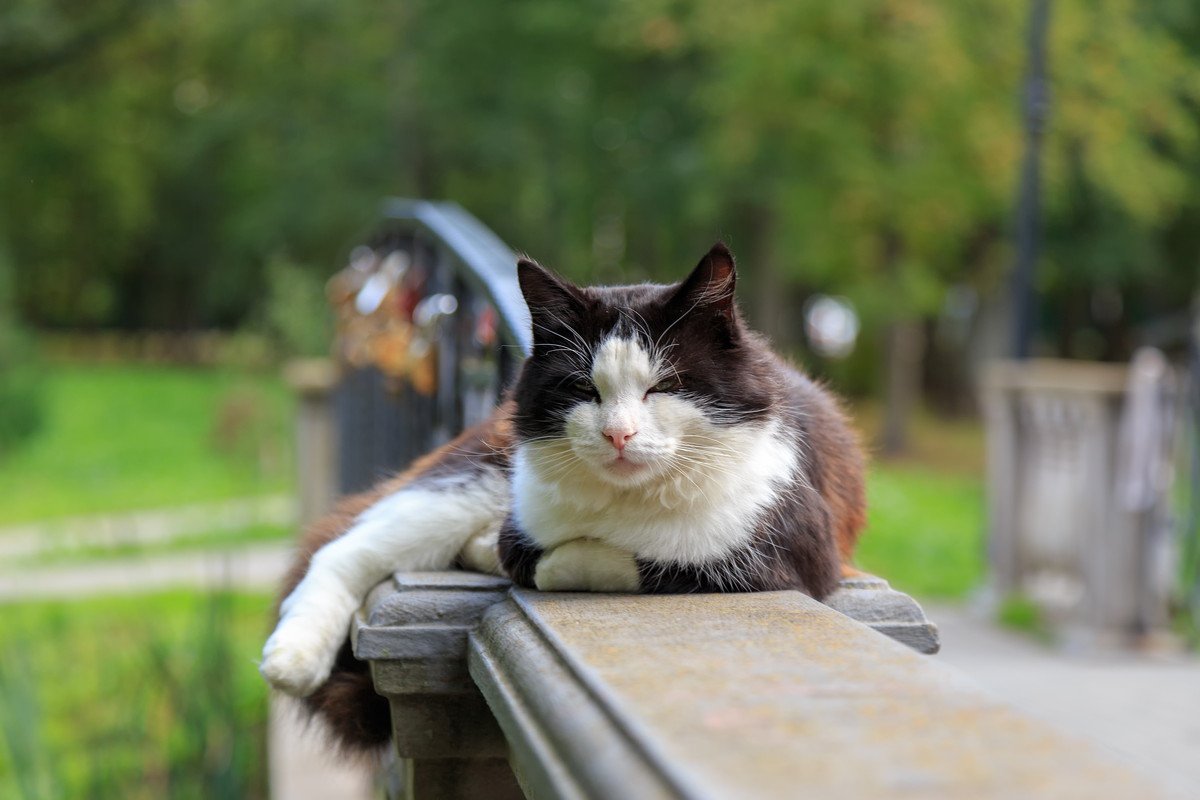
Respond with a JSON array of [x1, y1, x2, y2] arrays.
[[856, 463, 985, 600], [0, 364, 294, 525], [997, 592, 1053, 642], [0, 591, 272, 799], [847, 400, 987, 600]]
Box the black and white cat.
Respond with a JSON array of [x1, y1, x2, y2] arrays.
[[261, 243, 866, 751]]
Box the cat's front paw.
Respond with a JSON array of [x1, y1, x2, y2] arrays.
[[534, 539, 641, 593], [259, 612, 347, 697], [459, 527, 503, 576]]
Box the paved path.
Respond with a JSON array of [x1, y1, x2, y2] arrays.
[[0, 542, 294, 601], [0, 494, 295, 561], [929, 604, 1200, 799]]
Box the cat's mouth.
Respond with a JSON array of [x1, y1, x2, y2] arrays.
[[606, 455, 648, 477]]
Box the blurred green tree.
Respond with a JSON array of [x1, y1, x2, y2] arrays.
[[615, 0, 1200, 450], [0, 249, 44, 455], [1, 0, 1198, 450], [0, 0, 411, 328]]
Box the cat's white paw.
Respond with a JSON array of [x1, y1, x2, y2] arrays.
[[259, 612, 347, 697], [535, 539, 641, 592], [458, 527, 503, 576]]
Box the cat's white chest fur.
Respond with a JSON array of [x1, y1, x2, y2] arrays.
[[512, 417, 799, 565]]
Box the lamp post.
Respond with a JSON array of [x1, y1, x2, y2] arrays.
[[1011, 0, 1051, 360]]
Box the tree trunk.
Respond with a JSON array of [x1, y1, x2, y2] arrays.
[[880, 318, 925, 456]]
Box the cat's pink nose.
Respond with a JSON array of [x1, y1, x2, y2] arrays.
[[604, 428, 637, 451]]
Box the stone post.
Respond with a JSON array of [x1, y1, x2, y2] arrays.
[[353, 572, 524, 800], [283, 358, 340, 526]]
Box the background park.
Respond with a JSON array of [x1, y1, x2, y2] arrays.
[[1, 1, 1199, 798]]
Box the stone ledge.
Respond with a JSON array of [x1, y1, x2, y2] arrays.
[[355, 571, 940, 666], [355, 573, 1170, 799], [353, 572, 942, 799], [824, 574, 940, 654], [469, 589, 1171, 800]]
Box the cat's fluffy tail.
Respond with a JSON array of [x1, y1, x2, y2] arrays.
[[300, 639, 394, 756]]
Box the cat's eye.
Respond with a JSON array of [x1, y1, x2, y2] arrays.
[[569, 378, 600, 401], [647, 377, 682, 395]]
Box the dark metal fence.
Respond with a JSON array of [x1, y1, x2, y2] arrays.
[[330, 199, 530, 495]]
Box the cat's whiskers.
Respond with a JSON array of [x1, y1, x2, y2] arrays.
[[709, 555, 748, 592], [678, 429, 817, 496], [523, 448, 580, 473], [519, 434, 573, 445], [674, 435, 745, 458], [668, 446, 744, 481], [535, 308, 593, 359], [661, 460, 712, 511], [671, 450, 761, 484], [525, 451, 577, 471], [619, 306, 653, 345], [654, 298, 700, 355], [756, 525, 788, 557], [671, 453, 742, 476], [539, 346, 590, 364], [701, 404, 775, 424], [522, 441, 606, 491], [624, 306, 686, 388], [531, 454, 586, 486], [552, 368, 596, 389], [533, 326, 588, 359]]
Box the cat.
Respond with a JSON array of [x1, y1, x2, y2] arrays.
[[260, 242, 866, 753]]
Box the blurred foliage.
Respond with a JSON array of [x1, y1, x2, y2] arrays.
[[261, 256, 333, 358], [0, 253, 44, 455], [1, 0, 1198, 343], [0, 591, 269, 799]]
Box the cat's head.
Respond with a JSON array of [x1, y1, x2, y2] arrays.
[[511, 243, 778, 490]]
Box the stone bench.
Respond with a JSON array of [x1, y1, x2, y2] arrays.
[[351, 573, 1170, 799]]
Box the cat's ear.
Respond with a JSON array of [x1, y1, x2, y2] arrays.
[[669, 242, 738, 328], [517, 257, 585, 343]]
